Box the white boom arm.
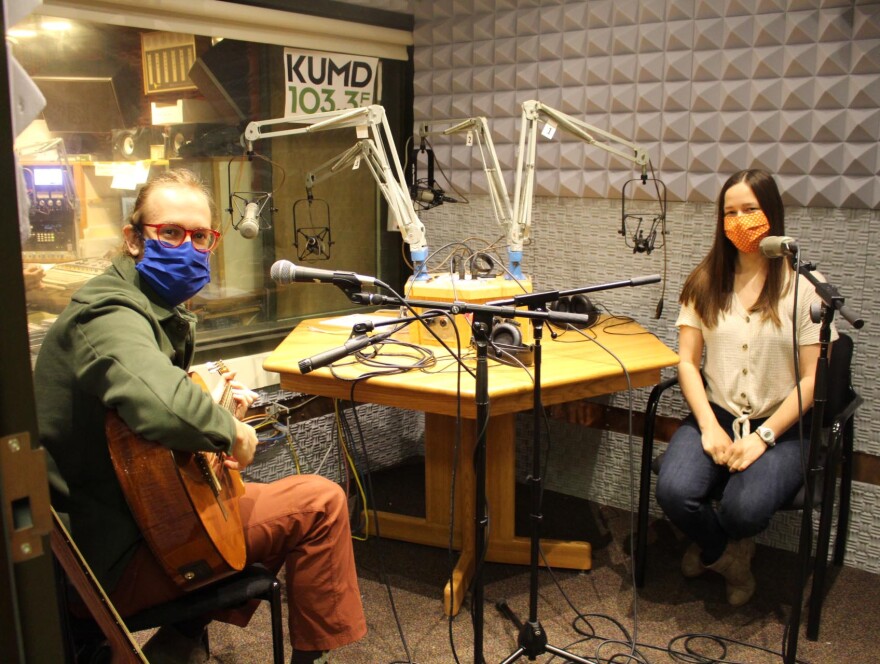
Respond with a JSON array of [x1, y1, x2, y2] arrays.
[[513, 100, 651, 260], [244, 106, 429, 278], [417, 117, 525, 277]]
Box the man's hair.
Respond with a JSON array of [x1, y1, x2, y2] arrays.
[[128, 168, 216, 228], [123, 169, 215, 256]]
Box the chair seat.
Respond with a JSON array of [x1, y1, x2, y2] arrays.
[[52, 508, 285, 664], [126, 565, 278, 631]]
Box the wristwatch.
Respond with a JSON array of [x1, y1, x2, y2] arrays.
[[756, 425, 776, 447]]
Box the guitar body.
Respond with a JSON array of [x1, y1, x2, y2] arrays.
[[106, 370, 246, 590]]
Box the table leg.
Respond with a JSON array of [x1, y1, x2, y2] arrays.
[[371, 410, 591, 617], [425, 412, 474, 617], [484, 413, 592, 571]]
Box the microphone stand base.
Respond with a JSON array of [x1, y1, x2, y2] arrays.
[[496, 602, 594, 664]]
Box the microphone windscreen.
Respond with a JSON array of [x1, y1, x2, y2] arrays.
[[415, 188, 436, 203], [239, 201, 261, 239], [759, 235, 795, 258], [239, 219, 259, 239], [270, 260, 295, 284]]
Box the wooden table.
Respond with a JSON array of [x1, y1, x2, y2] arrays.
[[263, 314, 678, 615]]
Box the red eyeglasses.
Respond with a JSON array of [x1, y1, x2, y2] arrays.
[[142, 223, 221, 252]]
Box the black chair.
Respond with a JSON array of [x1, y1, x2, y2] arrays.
[[634, 332, 861, 641], [52, 508, 285, 664]]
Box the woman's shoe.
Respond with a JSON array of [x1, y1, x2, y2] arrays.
[[705, 538, 756, 606], [681, 542, 705, 578]]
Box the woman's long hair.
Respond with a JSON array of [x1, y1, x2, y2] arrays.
[[679, 169, 789, 328]]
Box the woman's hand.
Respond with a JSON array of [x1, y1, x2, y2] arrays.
[[701, 421, 734, 465], [726, 433, 767, 472]]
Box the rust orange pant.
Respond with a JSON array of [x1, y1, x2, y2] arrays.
[[109, 474, 367, 651]]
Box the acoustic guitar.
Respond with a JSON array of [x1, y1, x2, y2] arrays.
[[106, 361, 246, 590]]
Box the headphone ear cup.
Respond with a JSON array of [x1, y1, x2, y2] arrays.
[[550, 296, 571, 313], [470, 252, 495, 278], [550, 295, 599, 329], [569, 294, 588, 315], [487, 320, 533, 366], [490, 321, 522, 347], [568, 295, 599, 329]]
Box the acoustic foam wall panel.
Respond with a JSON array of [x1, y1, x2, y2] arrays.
[[412, 0, 880, 209], [410, 0, 880, 573]]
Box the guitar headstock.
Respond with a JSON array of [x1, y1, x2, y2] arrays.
[[207, 360, 230, 376]]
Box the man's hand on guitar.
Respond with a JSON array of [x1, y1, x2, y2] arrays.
[[213, 370, 259, 420], [227, 419, 258, 470]]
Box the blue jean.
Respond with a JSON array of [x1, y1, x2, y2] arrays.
[[655, 403, 810, 563]]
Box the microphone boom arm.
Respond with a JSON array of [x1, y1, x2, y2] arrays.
[[513, 100, 653, 269], [304, 139, 424, 251], [244, 105, 429, 279], [417, 117, 519, 275]]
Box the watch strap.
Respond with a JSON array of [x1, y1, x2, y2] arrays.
[[756, 425, 776, 447]]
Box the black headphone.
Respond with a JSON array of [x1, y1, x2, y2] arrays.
[[487, 318, 534, 366], [549, 295, 600, 329], [468, 252, 496, 278]]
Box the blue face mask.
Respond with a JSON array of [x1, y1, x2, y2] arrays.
[[135, 239, 211, 306]]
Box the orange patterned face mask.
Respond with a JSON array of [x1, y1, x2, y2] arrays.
[[724, 210, 770, 253]]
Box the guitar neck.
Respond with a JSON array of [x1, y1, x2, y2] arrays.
[[218, 381, 236, 415], [212, 361, 238, 416]]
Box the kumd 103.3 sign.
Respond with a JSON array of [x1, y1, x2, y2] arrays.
[[284, 48, 379, 116]]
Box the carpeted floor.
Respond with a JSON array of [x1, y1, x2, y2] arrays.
[[140, 460, 880, 663]]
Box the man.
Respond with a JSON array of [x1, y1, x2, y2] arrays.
[[35, 169, 366, 664]]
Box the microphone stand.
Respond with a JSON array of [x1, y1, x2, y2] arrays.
[[297, 310, 450, 374], [316, 276, 656, 663], [344, 290, 596, 663], [487, 276, 659, 664], [784, 254, 863, 664], [495, 305, 592, 664], [471, 309, 492, 663]]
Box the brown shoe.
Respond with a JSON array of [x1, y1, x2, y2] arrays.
[[141, 625, 208, 664], [705, 538, 756, 606], [681, 542, 705, 578]]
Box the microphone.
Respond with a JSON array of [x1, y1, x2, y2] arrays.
[[414, 188, 437, 204], [299, 336, 373, 374], [270, 260, 377, 286], [413, 186, 458, 206], [298, 331, 392, 374], [760, 235, 798, 258], [239, 201, 260, 239]]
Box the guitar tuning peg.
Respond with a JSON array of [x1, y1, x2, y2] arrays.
[[207, 360, 228, 375]]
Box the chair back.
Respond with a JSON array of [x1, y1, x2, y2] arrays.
[[824, 333, 855, 427]]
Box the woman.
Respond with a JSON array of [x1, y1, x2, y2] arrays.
[[655, 169, 836, 606]]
